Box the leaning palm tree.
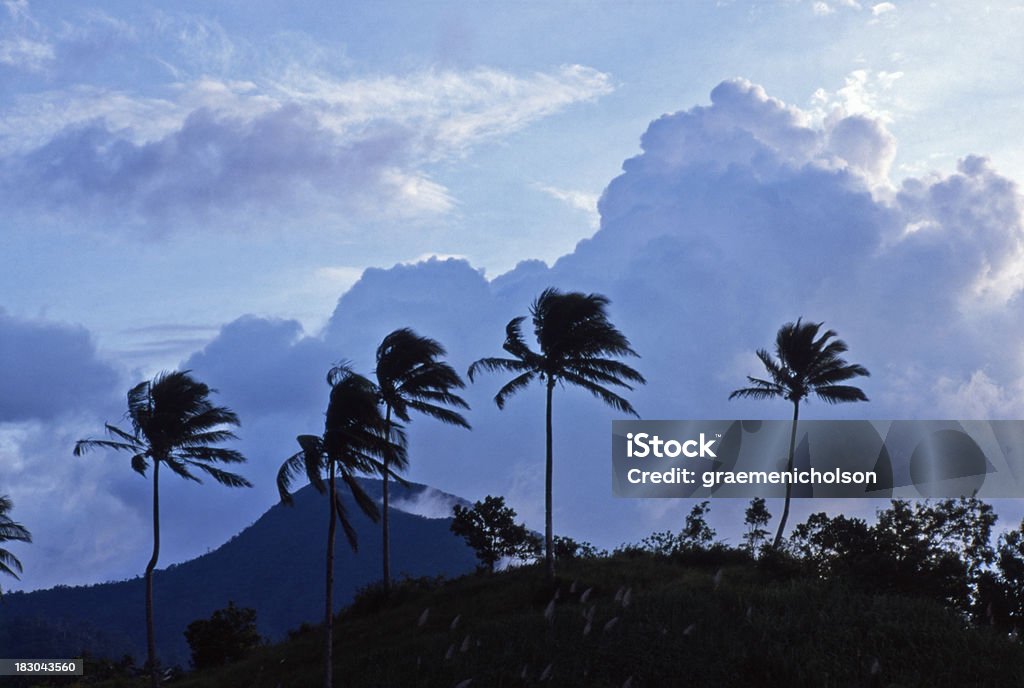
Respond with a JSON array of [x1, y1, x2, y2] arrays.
[[74, 370, 251, 688], [330, 329, 470, 592], [468, 288, 645, 580], [729, 318, 869, 549], [0, 495, 32, 595], [277, 365, 406, 688]]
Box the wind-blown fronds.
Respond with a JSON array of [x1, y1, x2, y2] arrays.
[[467, 287, 645, 580], [0, 496, 31, 587]]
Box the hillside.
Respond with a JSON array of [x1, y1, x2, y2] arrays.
[[83, 552, 1024, 688], [0, 479, 477, 667]]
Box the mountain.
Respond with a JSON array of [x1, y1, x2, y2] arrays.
[[0, 479, 477, 667]]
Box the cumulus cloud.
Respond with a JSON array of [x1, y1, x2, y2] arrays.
[[536, 184, 601, 228]]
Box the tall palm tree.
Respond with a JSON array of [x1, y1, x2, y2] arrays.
[[0, 495, 31, 594], [468, 288, 645, 580], [74, 370, 250, 688], [729, 318, 869, 549], [329, 328, 470, 592], [277, 365, 406, 688]]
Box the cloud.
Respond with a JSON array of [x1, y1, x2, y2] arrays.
[[871, 2, 897, 16], [535, 184, 601, 228], [0, 61, 612, 231], [0, 311, 120, 423], [0, 36, 53, 71]]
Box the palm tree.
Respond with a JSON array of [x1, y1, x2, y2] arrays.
[[277, 365, 406, 688], [0, 495, 31, 594], [329, 328, 470, 593], [468, 288, 645, 580], [729, 318, 869, 549], [74, 370, 251, 688]]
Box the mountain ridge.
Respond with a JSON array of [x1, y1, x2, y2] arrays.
[[0, 478, 477, 667]]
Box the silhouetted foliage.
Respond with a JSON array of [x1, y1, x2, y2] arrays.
[[743, 497, 771, 555], [277, 365, 406, 688], [730, 318, 869, 548], [450, 495, 540, 573], [0, 494, 31, 594], [790, 498, 996, 616], [337, 328, 470, 592], [74, 370, 250, 688], [469, 287, 645, 580], [184, 601, 261, 670], [681, 500, 715, 547], [553, 535, 604, 561]]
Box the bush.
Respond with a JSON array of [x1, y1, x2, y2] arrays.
[[184, 601, 262, 670]]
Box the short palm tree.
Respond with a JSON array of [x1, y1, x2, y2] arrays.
[[74, 370, 251, 688], [729, 318, 869, 549], [0, 495, 32, 594], [329, 328, 470, 592], [277, 365, 406, 688], [469, 288, 645, 580]]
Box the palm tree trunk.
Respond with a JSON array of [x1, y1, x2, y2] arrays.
[[145, 460, 160, 688], [772, 400, 800, 550], [382, 406, 392, 594], [545, 379, 555, 581], [325, 462, 337, 688]]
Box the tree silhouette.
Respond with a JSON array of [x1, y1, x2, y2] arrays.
[[74, 370, 250, 688], [277, 365, 405, 688], [0, 495, 31, 594], [469, 288, 645, 579], [330, 328, 469, 593], [450, 495, 540, 573], [729, 319, 869, 549]]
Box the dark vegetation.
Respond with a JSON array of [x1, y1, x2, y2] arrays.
[[42, 520, 1024, 688], [184, 602, 262, 670], [451, 495, 540, 572]]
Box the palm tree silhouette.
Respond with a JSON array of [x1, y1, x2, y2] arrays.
[[0, 495, 31, 594], [469, 288, 645, 580], [729, 318, 869, 549], [277, 365, 406, 688], [74, 370, 251, 688], [329, 328, 470, 593]]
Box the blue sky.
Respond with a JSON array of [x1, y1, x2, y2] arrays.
[[2, 0, 1024, 592]]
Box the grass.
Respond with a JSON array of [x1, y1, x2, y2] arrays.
[[69, 553, 1024, 687]]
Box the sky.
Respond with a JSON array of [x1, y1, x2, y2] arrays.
[[2, 0, 1024, 592]]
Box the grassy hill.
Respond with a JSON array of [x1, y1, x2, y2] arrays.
[[75, 551, 1024, 688]]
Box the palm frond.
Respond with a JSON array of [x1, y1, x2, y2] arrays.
[[177, 446, 246, 464], [341, 473, 380, 522], [494, 371, 537, 409], [189, 462, 253, 488], [404, 400, 471, 428], [0, 550, 23, 577], [814, 384, 870, 404], [560, 372, 639, 416], [277, 450, 314, 504], [73, 438, 140, 456], [131, 454, 149, 475], [163, 458, 200, 482], [467, 356, 531, 382], [334, 492, 360, 552]]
